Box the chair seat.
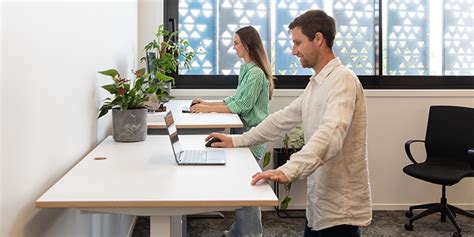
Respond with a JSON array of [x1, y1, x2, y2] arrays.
[[403, 163, 474, 186]]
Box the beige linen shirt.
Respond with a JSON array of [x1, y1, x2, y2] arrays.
[[232, 58, 372, 230]]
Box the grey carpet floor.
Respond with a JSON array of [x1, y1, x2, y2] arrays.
[[132, 210, 474, 237]]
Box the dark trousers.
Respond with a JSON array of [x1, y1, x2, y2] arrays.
[[304, 220, 361, 237]]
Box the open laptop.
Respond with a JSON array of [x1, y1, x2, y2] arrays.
[[164, 110, 226, 165]]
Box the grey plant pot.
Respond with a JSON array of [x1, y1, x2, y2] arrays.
[[112, 108, 148, 142]]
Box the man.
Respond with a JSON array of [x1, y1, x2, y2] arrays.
[[209, 9, 372, 237]]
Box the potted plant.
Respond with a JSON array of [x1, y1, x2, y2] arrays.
[[261, 126, 304, 215], [141, 24, 194, 109], [98, 68, 154, 142]]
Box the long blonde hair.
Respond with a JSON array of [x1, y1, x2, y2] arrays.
[[236, 26, 274, 100]]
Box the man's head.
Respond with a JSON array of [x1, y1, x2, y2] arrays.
[[288, 10, 336, 49], [288, 10, 336, 69]]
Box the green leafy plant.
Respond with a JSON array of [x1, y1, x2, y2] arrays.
[[262, 126, 304, 210], [97, 68, 154, 118], [141, 24, 194, 102], [283, 126, 305, 154]]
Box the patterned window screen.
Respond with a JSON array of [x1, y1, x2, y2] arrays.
[[178, 0, 472, 77], [218, 0, 271, 75], [178, 0, 377, 76], [178, 0, 217, 75], [443, 0, 474, 75], [385, 0, 429, 75], [274, 0, 321, 75], [332, 0, 376, 75]]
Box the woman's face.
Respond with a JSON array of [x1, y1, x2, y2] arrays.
[[233, 34, 248, 59]]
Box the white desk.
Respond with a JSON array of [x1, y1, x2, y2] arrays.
[[147, 100, 243, 129], [36, 135, 277, 237]]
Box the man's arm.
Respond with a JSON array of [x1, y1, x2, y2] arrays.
[[232, 94, 304, 148]]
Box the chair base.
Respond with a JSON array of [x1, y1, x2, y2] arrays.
[[404, 186, 474, 237]]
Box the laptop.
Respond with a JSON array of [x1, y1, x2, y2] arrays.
[[164, 110, 226, 165]]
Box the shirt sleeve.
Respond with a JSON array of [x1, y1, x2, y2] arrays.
[[232, 94, 304, 147], [224, 68, 265, 114], [223, 95, 235, 104], [278, 74, 358, 181]]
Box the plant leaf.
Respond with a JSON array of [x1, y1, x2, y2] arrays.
[[98, 69, 119, 77], [262, 152, 271, 168], [135, 68, 146, 77], [155, 71, 174, 82], [98, 104, 112, 118], [280, 196, 292, 210], [102, 84, 117, 94], [286, 182, 292, 191]]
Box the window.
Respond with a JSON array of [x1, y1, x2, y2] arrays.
[[165, 0, 473, 89]]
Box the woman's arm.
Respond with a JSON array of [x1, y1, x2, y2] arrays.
[[191, 98, 226, 106], [190, 103, 230, 113]]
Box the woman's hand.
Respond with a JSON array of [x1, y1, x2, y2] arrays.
[[191, 98, 205, 106], [190, 103, 212, 113]]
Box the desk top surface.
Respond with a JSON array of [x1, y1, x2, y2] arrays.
[[147, 100, 243, 129], [36, 135, 277, 208]]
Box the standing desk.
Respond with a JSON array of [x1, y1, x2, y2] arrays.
[[147, 100, 243, 134], [36, 135, 278, 237]]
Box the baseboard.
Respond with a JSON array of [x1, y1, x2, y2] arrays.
[[127, 216, 138, 237], [263, 203, 474, 211], [371, 203, 474, 210]]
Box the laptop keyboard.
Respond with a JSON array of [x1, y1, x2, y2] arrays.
[[181, 150, 207, 163]]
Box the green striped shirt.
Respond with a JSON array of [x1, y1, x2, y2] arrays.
[[224, 62, 269, 159]]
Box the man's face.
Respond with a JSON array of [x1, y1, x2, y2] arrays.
[[291, 26, 319, 69]]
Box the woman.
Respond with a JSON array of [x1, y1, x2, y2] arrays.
[[190, 26, 274, 237]]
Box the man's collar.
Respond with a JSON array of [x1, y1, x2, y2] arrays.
[[310, 58, 342, 84]]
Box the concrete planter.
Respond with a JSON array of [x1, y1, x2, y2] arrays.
[[112, 108, 147, 142]]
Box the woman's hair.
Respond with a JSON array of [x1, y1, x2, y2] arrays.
[[235, 26, 274, 100]]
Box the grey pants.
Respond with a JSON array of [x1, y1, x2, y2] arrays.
[[228, 206, 263, 237], [228, 128, 263, 237]]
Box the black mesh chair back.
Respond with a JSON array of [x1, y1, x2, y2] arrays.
[[403, 105, 474, 237], [425, 106, 474, 168]]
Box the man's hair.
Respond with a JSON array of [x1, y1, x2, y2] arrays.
[[288, 10, 336, 49]]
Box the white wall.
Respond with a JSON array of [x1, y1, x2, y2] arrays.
[[1, 1, 138, 236], [138, 0, 163, 68], [0, 0, 4, 234], [171, 89, 474, 210]]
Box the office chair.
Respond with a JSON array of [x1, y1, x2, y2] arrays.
[[403, 106, 474, 237]]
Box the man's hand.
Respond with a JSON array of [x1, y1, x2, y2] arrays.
[[251, 169, 289, 185], [205, 132, 234, 148]]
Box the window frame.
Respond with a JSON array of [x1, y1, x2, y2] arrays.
[[165, 0, 474, 90]]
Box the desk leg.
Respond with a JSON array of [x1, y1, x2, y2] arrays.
[[150, 216, 185, 237], [150, 216, 170, 237]]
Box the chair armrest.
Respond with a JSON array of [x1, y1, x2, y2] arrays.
[[405, 140, 425, 164], [468, 148, 474, 169]]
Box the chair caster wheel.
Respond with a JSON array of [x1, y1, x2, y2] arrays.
[[453, 232, 461, 237], [405, 210, 413, 218], [404, 223, 413, 231]]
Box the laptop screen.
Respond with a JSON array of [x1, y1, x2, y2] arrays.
[[164, 111, 182, 160]]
